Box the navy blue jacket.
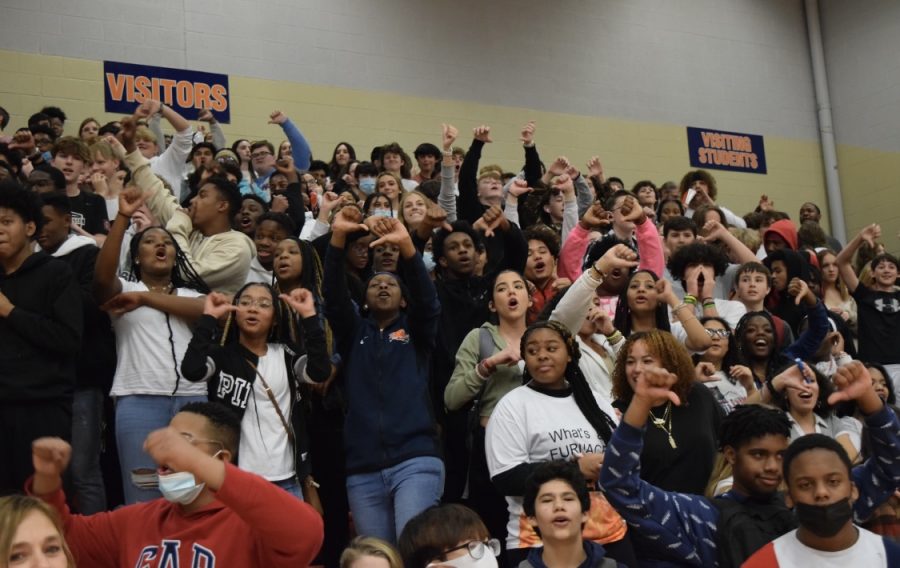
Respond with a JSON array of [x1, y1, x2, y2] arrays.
[[324, 243, 441, 474]]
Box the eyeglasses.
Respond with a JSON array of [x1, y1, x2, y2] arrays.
[[217, 157, 238, 165], [251, 151, 272, 159], [427, 539, 501, 566], [179, 432, 224, 451], [237, 297, 274, 309], [705, 328, 731, 338]]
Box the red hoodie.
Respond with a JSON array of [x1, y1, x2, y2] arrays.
[[762, 219, 798, 250], [28, 463, 323, 568]]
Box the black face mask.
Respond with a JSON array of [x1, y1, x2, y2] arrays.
[[794, 498, 853, 537]]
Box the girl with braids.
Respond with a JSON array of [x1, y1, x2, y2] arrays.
[[93, 187, 209, 504], [272, 236, 351, 565], [486, 320, 636, 567], [610, 330, 723, 495], [692, 316, 758, 414], [180, 283, 331, 498]]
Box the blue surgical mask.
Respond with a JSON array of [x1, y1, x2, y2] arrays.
[[423, 251, 436, 272], [158, 471, 206, 505], [359, 177, 377, 195], [372, 208, 393, 218]]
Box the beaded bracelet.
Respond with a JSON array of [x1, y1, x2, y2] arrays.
[[673, 302, 692, 314]]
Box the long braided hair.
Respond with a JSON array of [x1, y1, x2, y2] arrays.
[[521, 320, 617, 444], [219, 282, 288, 347], [128, 226, 210, 395], [271, 236, 333, 356]]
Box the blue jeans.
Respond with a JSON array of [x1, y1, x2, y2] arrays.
[[115, 394, 207, 504], [70, 388, 106, 514], [346, 456, 444, 543], [273, 477, 305, 501]]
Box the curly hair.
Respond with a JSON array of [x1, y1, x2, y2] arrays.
[[667, 242, 730, 280], [0, 179, 44, 233], [432, 220, 482, 263], [678, 169, 718, 201], [611, 330, 696, 403], [521, 320, 617, 443], [719, 404, 791, 451], [524, 226, 561, 259]]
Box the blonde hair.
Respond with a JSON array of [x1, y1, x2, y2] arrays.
[[0, 496, 75, 568], [397, 190, 435, 228], [340, 536, 403, 568], [89, 139, 118, 162], [477, 164, 503, 182], [134, 126, 157, 144], [729, 227, 761, 254]]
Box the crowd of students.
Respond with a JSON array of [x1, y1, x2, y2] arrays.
[[1, 100, 900, 567]]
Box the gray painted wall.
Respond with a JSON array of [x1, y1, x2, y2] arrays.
[[0, 0, 820, 139], [821, 0, 900, 151]]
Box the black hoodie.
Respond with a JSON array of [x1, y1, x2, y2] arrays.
[[0, 251, 83, 402], [49, 235, 116, 392]]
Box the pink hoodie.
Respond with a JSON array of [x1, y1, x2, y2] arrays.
[[558, 218, 665, 281]]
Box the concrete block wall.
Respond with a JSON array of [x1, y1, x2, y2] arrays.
[[2, 0, 819, 140], [821, 0, 900, 247], [0, 0, 862, 230]]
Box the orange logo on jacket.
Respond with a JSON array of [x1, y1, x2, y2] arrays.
[[388, 329, 410, 344]]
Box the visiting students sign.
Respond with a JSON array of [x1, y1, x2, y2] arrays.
[[103, 61, 231, 123], [686, 126, 767, 174]]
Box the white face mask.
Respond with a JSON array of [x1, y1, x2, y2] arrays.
[[423, 251, 436, 272], [157, 471, 206, 505], [372, 207, 393, 218]]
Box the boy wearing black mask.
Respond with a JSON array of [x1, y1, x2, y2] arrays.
[[600, 361, 900, 567], [743, 434, 900, 566]]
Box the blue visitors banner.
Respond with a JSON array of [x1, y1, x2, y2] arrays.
[[686, 126, 766, 174], [103, 61, 230, 123]]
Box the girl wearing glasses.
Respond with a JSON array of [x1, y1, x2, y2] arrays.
[[399, 504, 501, 568], [692, 317, 756, 414], [181, 283, 331, 498]]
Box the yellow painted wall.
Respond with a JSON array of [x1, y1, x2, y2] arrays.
[[834, 145, 900, 254], [1, 49, 848, 237]]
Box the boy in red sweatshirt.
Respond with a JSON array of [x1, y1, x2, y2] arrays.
[[28, 401, 323, 568]]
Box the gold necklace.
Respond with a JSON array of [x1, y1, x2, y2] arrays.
[[648, 402, 676, 449], [146, 282, 173, 294]]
